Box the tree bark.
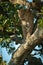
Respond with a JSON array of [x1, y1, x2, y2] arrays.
[[18, 9, 34, 40], [7, 0, 43, 65], [8, 1, 43, 64], [9, 28, 43, 65]]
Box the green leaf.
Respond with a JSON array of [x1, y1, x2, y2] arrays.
[[38, 18, 43, 28]]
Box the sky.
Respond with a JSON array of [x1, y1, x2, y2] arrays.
[[0, 0, 33, 63], [0, 0, 43, 64], [28, 0, 32, 2], [0, 43, 43, 64], [0, 42, 20, 63]]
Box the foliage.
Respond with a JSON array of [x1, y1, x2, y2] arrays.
[[0, 2, 23, 46], [0, 56, 7, 65], [0, 61, 7, 65], [38, 7, 43, 28], [0, 1, 43, 65], [38, 18, 43, 28]]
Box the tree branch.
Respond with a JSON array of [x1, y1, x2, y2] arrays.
[[9, 28, 43, 65]]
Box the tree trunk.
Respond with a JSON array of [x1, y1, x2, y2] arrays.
[[7, 0, 43, 65], [8, 0, 43, 65], [9, 28, 43, 65]]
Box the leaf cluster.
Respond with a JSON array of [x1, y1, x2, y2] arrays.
[[38, 7, 43, 28], [0, 2, 22, 45]]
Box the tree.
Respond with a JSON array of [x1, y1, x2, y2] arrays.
[[0, 0, 43, 65]]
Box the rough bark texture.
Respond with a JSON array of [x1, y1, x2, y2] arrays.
[[18, 9, 34, 40], [9, 0, 28, 5], [9, 28, 43, 65], [8, 0, 43, 65], [28, 55, 43, 65], [0, 0, 43, 65]]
